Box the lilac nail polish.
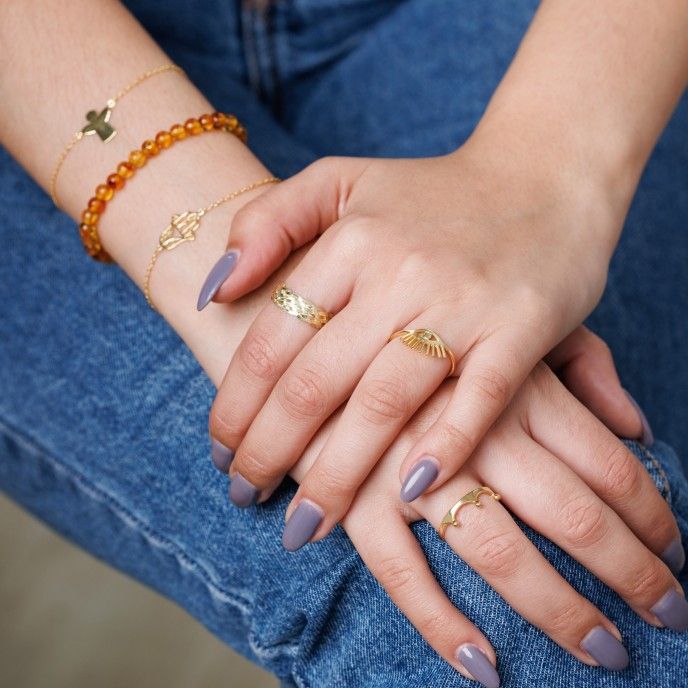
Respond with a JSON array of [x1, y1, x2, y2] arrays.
[[580, 626, 629, 671], [661, 539, 686, 577], [651, 589, 688, 631], [210, 438, 234, 473], [623, 389, 654, 447], [197, 250, 239, 311], [282, 500, 323, 552], [229, 473, 259, 508], [456, 645, 500, 688], [400, 457, 439, 502]]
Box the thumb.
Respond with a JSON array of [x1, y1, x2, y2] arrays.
[[197, 157, 348, 310], [545, 325, 647, 443]]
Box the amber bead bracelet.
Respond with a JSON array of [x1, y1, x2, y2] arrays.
[[79, 112, 247, 262]]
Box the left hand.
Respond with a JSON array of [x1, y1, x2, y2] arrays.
[[205, 140, 630, 531]]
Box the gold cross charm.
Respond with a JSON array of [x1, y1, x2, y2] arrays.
[[81, 100, 117, 142]]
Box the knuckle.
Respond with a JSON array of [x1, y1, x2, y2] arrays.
[[335, 215, 375, 255], [396, 251, 435, 283], [600, 443, 641, 503], [238, 330, 280, 382], [620, 561, 667, 602], [546, 600, 589, 638], [235, 449, 278, 486], [376, 555, 419, 595], [358, 376, 410, 425], [209, 401, 243, 443], [559, 494, 609, 549], [474, 528, 525, 579], [278, 366, 330, 420], [470, 366, 512, 409], [432, 420, 476, 458], [307, 460, 354, 504]]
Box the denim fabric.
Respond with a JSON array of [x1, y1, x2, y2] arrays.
[[1, 1, 687, 686]]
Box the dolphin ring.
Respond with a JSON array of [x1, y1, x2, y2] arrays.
[[438, 486, 501, 540], [389, 328, 457, 376], [271, 284, 333, 330]]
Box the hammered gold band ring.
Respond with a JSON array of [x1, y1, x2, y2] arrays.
[[271, 284, 333, 330], [389, 328, 457, 376], [438, 486, 501, 540]]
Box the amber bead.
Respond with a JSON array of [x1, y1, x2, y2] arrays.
[[211, 112, 226, 129], [141, 139, 159, 157], [199, 113, 214, 131], [117, 161, 134, 179], [95, 184, 113, 201], [79, 223, 95, 239], [170, 123, 186, 140], [129, 149, 147, 168], [87, 197, 105, 214], [106, 173, 124, 191], [226, 114, 238, 130], [82, 209, 99, 226], [155, 130, 173, 149], [184, 117, 203, 135]]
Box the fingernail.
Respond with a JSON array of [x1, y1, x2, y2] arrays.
[[210, 438, 234, 473], [282, 500, 323, 552], [456, 645, 500, 688], [400, 457, 439, 502], [623, 389, 654, 447], [580, 626, 629, 671], [651, 589, 688, 631], [229, 473, 259, 508], [197, 250, 239, 311], [661, 538, 686, 577]]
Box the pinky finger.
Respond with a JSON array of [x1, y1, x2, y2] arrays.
[[344, 505, 501, 687]]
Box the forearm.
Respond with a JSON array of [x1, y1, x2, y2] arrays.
[[0, 0, 270, 351], [469, 0, 688, 252]]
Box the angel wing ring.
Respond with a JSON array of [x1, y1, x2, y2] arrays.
[[389, 328, 456, 376]]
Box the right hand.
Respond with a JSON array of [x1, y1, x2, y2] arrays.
[[293, 343, 684, 684]]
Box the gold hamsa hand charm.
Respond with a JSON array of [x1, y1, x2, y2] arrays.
[[159, 210, 203, 250]]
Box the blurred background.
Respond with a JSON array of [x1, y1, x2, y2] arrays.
[[0, 494, 277, 688]]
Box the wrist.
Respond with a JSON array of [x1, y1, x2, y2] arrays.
[[456, 111, 633, 264]]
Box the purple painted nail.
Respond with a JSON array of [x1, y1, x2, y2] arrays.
[[651, 589, 688, 631], [580, 626, 629, 671], [282, 500, 323, 552], [210, 438, 234, 473], [400, 457, 439, 502], [456, 645, 500, 688], [661, 539, 686, 577], [197, 250, 239, 311], [623, 389, 654, 447], [229, 473, 259, 508]]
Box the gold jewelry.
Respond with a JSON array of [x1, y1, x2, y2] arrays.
[[50, 64, 185, 208], [389, 328, 457, 376], [143, 177, 279, 310], [438, 486, 501, 540], [271, 285, 333, 329]]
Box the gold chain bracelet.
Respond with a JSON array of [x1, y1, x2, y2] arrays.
[[50, 63, 185, 208], [143, 177, 280, 311]]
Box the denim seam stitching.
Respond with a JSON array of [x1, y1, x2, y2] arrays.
[[640, 443, 672, 503]]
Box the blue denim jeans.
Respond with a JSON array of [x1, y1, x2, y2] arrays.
[[1, 1, 687, 686]]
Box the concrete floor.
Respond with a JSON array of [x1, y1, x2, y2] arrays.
[[0, 494, 277, 688]]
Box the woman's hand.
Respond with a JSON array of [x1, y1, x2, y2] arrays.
[[206, 142, 632, 530], [294, 362, 685, 684]]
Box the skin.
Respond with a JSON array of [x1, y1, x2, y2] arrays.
[[0, 0, 684, 683], [209, 0, 688, 546]]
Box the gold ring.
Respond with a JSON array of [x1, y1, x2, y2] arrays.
[[271, 284, 332, 330], [389, 328, 457, 376], [438, 486, 501, 540]]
